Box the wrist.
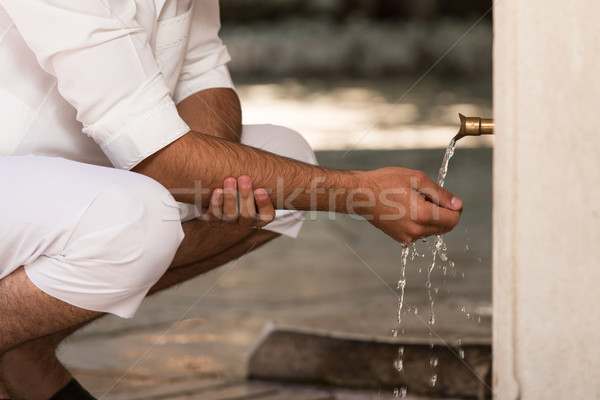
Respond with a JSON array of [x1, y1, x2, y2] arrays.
[[333, 170, 370, 215]]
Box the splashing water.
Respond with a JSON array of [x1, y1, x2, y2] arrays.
[[425, 138, 457, 387], [393, 247, 409, 393], [391, 138, 458, 396], [393, 346, 405, 372], [393, 387, 408, 398], [430, 374, 438, 388], [457, 338, 465, 359], [430, 356, 439, 368], [397, 245, 410, 324]]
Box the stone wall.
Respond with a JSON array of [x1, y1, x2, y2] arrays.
[[494, 1, 600, 398]]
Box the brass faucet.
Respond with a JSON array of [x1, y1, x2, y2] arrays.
[[454, 113, 494, 141]]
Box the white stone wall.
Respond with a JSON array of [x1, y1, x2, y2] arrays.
[[493, 1, 600, 398]]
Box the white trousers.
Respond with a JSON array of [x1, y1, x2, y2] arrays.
[[0, 125, 317, 318]]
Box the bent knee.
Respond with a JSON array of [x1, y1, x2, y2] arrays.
[[85, 174, 185, 283], [241, 124, 318, 166], [25, 172, 184, 318]]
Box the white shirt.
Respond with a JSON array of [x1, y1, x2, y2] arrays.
[[0, 0, 234, 169]]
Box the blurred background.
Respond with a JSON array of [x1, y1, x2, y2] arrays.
[[224, 0, 493, 150], [63, 1, 494, 397]]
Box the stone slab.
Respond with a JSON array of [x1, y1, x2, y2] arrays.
[[248, 323, 491, 399]]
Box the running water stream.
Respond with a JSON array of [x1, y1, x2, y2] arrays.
[[393, 138, 457, 397], [427, 137, 457, 328]]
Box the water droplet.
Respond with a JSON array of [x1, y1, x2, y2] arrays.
[[398, 346, 404, 356], [464, 244, 470, 251], [449, 261, 455, 268], [394, 387, 408, 398], [391, 329, 398, 337], [440, 252, 448, 262], [461, 306, 466, 313], [457, 338, 462, 346], [430, 357, 439, 368], [434, 287, 439, 294], [429, 314, 435, 325], [459, 349, 465, 359], [430, 374, 438, 387], [413, 307, 418, 314], [393, 359, 404, 372], [410, 243, 420, 260], [396, 279, 406, 290], [425, 281, 431, 289]]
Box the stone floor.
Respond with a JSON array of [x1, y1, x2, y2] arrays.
[[59, 146, 492, 399], [73, 378, 461, 400]]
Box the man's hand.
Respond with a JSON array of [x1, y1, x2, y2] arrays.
[[353, 167, 463, 243], [203, 175, 275, 233]]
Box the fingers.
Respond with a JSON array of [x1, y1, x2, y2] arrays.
[[402, 193, 461, 241], [384, 170, 462, 242], [237, 175, 256, 220], [222, 177, 238, 219], [411, 172, 463, 211], [206, 176, 275, 230], [254, 188, 275, 227], [208, 188, 224, 221]]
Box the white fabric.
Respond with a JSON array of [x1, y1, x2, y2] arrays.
[[0, 0, 314, 238], [0, 0, 317, 317], [0, 0, 233, 169], [0, 156, 184, 318]]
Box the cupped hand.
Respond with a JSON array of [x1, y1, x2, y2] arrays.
[[355, 167, 463, 243]]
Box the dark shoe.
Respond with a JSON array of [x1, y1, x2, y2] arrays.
[[50, 379, 96, 400]]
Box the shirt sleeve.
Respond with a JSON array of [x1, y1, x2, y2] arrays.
[[173, 0, 235, 105], [0, 0, 190, 170]]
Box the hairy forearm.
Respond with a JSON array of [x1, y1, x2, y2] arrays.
[[176, 88, 242, 142], [133, 131, 358, 213], [134, 126, 463, 243], [166, 88, 357, 213]]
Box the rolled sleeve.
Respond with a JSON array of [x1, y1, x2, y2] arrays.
[[173, 0, 234, 104], [82, 74, 189, 170], [1, 0, 190, 169]]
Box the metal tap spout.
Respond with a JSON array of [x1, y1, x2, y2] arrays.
[[454, 113, 494, 141]]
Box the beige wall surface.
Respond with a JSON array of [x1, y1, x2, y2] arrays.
[[493, 1, 600, 399]]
